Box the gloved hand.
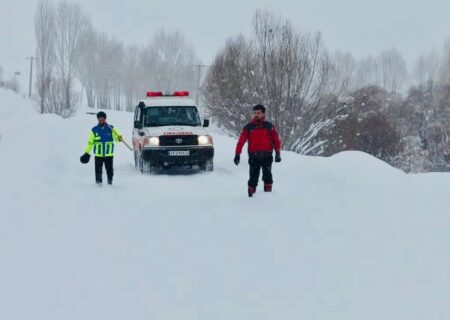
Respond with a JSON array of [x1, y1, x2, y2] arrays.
[[80, 153, 91, 164], [234, 154, 240, 166], [275, 152, 281, 163]]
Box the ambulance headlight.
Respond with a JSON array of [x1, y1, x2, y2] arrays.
[[198, 135, 213, 145], [148, 137, 160, 146]]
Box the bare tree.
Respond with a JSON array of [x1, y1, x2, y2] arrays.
[[122, 46, 142, 111], [76, 25, 98, 108], [413, 50, 440, 88], [92, 33, 124, 110], [354, 55, 380, 88], [51, 1, 90, 117], [327, 51, 357, 94], [352, 50, 407, 93], [204, 10, 333, 153], [35, 0, 55, 114], [140, 30, 198, 94], [75, 27, 198, 112], [252, 10, 332, 147], [203, 35, 261, 132], [76, 29, 125, 110], [437, 39, 450, 88], [378, 48, 408, 93]]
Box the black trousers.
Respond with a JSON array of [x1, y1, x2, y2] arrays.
[[248, 154, 273, 188], [95, 157, 114, 183]]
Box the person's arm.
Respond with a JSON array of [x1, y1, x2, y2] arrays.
[[271, 126, 281, 154], [84, 131, 95, 154], [112, 127, 123, 142], [235, 127, 249, 155]]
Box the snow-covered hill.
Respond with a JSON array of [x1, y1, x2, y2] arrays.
[[1, 88, 450, 319]]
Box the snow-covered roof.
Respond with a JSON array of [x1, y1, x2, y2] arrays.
[[141, 97, 197, 107]]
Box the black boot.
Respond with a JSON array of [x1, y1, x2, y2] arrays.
[[248, 186, 256, 197]]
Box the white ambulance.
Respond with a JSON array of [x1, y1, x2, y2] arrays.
[[132, 91, 214, 173]]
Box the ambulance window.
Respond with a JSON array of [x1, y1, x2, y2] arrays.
[[136, 107, 141, 121], [134, 106, 143, 129], [134, 107, 139, 121]]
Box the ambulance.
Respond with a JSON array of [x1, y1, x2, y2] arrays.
[[132, 91, 214, 173]]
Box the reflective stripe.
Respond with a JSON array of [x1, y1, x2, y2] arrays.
[[95, 143, 103, 156], [92, 142, 116, 156], [105, 143, 111, 156], [94, 142, 113, 157]]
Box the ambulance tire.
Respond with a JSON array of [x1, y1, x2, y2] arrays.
[[138, 154, 145, 174], [134, 151, 139, 169], [202, 160, 214, 172], [141, 158, 158, 174]]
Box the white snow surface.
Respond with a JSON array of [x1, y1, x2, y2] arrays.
[[1, 88, 450, 319]]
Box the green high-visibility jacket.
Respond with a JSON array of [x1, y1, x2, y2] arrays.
[[85, 124, 122, 157]]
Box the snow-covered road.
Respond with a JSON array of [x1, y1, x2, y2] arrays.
[[1, 89, 450, 319]]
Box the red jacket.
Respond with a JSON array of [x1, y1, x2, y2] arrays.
[[235, 118, 282, 155]]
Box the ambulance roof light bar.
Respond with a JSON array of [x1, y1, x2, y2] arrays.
[[147, 91, 189, 98], [147, 91, 163, 97], [146, 91, 190, 97], [173, 91, 189, 97]]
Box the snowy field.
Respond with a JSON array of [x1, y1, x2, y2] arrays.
[[1, 88, 450, 319]]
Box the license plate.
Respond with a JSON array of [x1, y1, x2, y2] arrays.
[[168, 150, 190, 156]]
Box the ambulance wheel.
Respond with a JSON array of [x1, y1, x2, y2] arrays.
[[134, 151, 139, 169], [142, 160, 157, 174], [202, 160, 214, 172], [139, 155, 145, 174]]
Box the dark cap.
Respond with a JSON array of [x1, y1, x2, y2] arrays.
[[97, 111, 107, 119], [253, 104, 266, 114]]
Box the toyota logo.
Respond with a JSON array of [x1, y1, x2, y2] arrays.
[[175, 138, 183, 144]]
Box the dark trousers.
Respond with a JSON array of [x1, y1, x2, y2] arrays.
[[95, 157, 114, 183], [248, 154, 273, 188]]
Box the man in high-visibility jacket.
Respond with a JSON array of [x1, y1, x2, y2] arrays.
[[81, 111, 123, 185]]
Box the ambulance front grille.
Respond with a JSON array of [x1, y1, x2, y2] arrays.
[[159, 135, 199, 146]]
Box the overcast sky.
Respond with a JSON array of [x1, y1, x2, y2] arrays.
[[1, 0, 449, 86]]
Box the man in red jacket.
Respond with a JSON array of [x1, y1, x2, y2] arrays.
[[234, 104, 282, 197]]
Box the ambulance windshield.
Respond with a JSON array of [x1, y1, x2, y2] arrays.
[[144, 106, 202, 127]]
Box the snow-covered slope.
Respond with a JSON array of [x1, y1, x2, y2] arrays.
[[1, 88, 450, 320]]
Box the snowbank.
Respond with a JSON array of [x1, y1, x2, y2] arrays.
[[1, 89, 450, 320]]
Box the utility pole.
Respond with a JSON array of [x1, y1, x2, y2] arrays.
[[194, 64, 208, 105], [27, 56, 34, 98]]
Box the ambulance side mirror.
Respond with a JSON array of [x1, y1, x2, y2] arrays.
[[134, 121, 142, 129], [138, 131, 145, 137], [203, 119, 210, 128]]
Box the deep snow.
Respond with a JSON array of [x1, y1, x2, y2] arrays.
[[1, 88, 450, 319]]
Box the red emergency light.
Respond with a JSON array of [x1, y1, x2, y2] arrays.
[[173, 91, 189, 97], [147, 91, 163, 97]]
